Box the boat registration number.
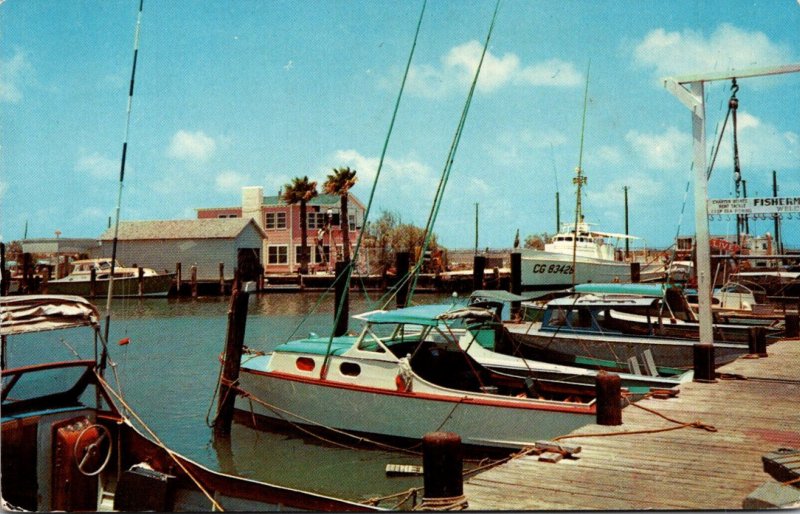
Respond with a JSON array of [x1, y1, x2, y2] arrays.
[[531, 264, 573, 274]]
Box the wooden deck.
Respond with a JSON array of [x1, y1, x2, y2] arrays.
[[463, 338, 800, 510]]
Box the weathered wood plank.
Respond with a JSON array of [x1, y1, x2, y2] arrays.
[[464, 338, 800, 511]]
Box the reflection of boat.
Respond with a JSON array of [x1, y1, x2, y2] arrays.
[[505, 294, 750, 370], [1, 295, 374, 512], [46, 258, 174, 297], [237, 303, 599, 451]]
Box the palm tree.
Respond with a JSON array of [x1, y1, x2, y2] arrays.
[[323, 167, 357, 263], [282, 176, 318, 274]]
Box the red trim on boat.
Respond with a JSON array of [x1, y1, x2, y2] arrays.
[[241, 368, 595, 414]]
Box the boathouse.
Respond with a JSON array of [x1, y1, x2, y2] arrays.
[[197, 186, 366, 274], [94, 219, 267, 283]]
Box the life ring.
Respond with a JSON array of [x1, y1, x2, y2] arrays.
[[74, 424, 113, 477]]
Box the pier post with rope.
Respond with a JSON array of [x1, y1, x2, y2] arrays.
[[395, 251, 410, 308], [421, 432, 467, 510], [215, 279, 250, 436], [333, 260, 349, 337]]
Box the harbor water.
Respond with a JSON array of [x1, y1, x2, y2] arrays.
[[6, 292, 467, 505]]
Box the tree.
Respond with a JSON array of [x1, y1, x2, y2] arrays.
[[524, 233, 550, 250], [363, 210, 442, 275], [282, 176, 318, 274], [323, 167, 357, 263]]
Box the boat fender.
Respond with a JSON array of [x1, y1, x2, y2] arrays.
[[396, 356, 413, 392]]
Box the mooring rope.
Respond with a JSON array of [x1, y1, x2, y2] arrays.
[[95, 371, 225, 512]]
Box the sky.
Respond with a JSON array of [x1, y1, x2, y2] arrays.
[[2, 0, 799, 250]]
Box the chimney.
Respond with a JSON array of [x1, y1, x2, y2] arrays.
[[242, 186, 264, 228]]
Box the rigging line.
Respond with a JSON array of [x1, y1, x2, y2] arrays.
[[669, 163, 693, 266], [103, 0, 144, 363], [408, 0, 502, 303], [571, 60, 591, 288], [321, 0, 428, 377]]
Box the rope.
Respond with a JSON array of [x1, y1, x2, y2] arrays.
[[416, 495, 468, 511], [94, 371, 225, 511], [407, 0, 502, 303], [553, 394, 717, 441]]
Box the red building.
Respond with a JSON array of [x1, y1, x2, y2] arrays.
[[197, 186, 365, 274]]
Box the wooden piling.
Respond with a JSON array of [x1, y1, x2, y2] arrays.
[[176, 262, 182, 295], [191, 265, 198, 298], [219, 262, 225, 295], [785, 313, 799, 338], [630, 262, 641, 283], [395, 251, 410, 308], [693, 342, 716, 382], [594, 371, 622, 426], [138, 266, 144, 298], [90, 268, 97, 298], [422, 432, 466, 510], [333, 260, 349, 337], [41, 268, 49, 294], [510, 252, 521, 319], [748, 326, 768, 357], [215, 283, 250, 435], [21, 253, 32, 293], [473, 255, 486, 291]]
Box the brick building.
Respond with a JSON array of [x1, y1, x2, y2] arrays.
[[197, 186, 366, 274]]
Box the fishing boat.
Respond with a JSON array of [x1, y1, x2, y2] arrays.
[[0, 295, 375, 512], [504, 294, 751, 371], [236, 303, 599, 451], [46, 258, 174, 297]]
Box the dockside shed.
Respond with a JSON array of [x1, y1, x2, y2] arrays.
[[95, 219, 267, 281]]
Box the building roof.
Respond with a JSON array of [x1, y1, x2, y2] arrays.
[[263, 193, 341, 207], [99, 219, 267, 241]]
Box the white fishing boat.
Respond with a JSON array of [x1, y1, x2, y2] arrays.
[[519, 219, 645, 289], [236, 303, 599, 451]]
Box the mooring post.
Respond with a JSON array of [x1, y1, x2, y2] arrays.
[[510, 252, 522, 320], [421, 432, 467, 510], [333, 260, 349, 337], [219, 262, 225, 295], [595, 371, 622, 426], [90, 268, 97, 298], [138, 266, 144, 298], [748, 326, 768, 357], [693, 342, 716, 382], [21, 252, 32, 293], [630, 262, 641, 283], [41, 268, 49, 294], [215, 282, 250, 435], [191, 265, 198, 298], [395, 251, 410, 308], [785, 313, 799, 338], [473, 255, 486, 292], [175, 262, 182, 295]]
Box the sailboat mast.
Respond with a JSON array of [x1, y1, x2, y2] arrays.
[[102, 0, 144, 363], [571, 62, 590, 286]]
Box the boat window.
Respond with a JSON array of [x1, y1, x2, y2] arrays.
[[339, 362, 361, 376], [295, 357, 315, 372]]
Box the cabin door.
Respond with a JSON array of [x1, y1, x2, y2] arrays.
[[51, 417, 100, 511]]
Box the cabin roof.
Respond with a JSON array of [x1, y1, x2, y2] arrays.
[[354, 304, 494, 326], [572, 283, 673, 298], [99, 218, 267, 241], [548, 294, 660, 308]]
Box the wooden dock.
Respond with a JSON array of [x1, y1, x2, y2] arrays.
[[463, 338, 800, 510]]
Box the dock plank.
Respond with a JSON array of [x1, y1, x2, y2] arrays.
[[463, 339, 800, 510]]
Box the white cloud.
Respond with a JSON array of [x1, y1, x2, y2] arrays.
[[215, 170, 252, 192], [75, 152, 118, 179], [0, 50, 32, 103], [167, 130, 216, 162], [633, 24, 793, 79], [407, 41, 582, 97], [485, 129, 568, 167], [331, 149, 435, 189], [625, 127, 692, 170], [709, 111, 799, 171], [592, 145, 624, 166]]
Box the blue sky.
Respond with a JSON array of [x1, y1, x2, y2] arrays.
[[2, 0, 799, 250]]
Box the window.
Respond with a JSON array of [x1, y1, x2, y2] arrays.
[[265, 212, 287, 230], [339, 362, 361, 376], [267, 245, 288, 264], [217, 214, 238, 219], [308, 211, 339, 229]]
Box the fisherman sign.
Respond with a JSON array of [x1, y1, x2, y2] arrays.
[[707, 196, 800, 215]]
